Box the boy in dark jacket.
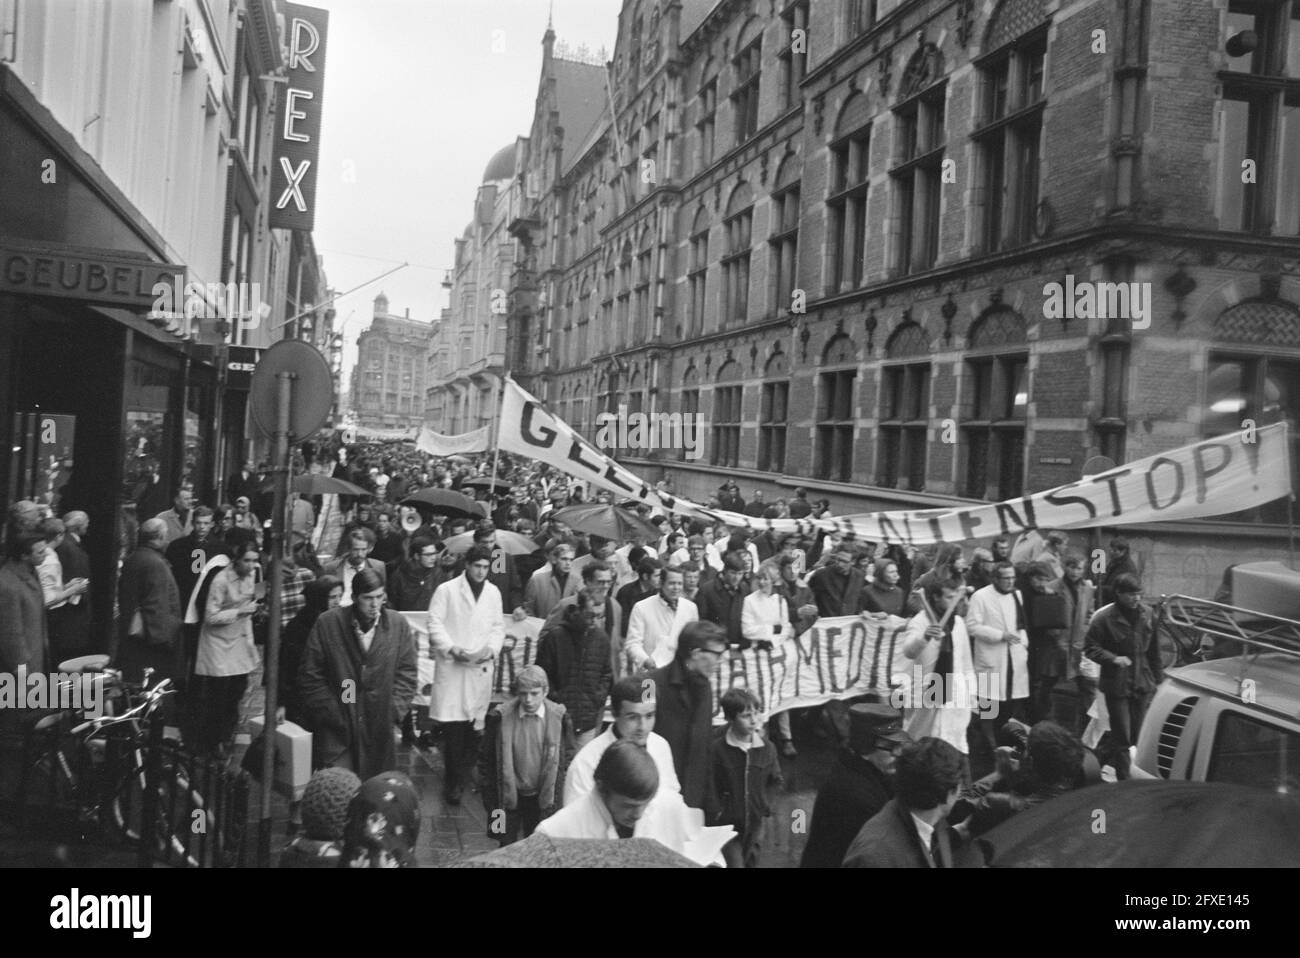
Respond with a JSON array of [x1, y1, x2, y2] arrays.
[[708, 688, 784, 868]]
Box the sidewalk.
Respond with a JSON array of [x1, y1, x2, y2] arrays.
[[1, 718, 833, 868]]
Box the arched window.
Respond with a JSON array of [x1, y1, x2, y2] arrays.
[[1205, 299, 1300, 522], [817, 333, 858, 482], [759, 349, 790, 472], [891, 44, 946, 275], [625, 368, 644, 459], [770, 154, 801, 316], [732, 18, 763, 145], [635, 228, 654, 343], [697, 59, 718, 170], [828, 94, 872, 292], [963, 307, 1029, 500], [879, 323, 932, 490], [617, 240, 634, 349], [723, 183, 754, 328], [712, 359, 742, 468], [678, 363, 701, 462], [688, 205, 710, 336], [975, 0, 1048, 253]]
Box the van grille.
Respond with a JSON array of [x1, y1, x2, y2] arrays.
[[1157, 697, 1198, 778]]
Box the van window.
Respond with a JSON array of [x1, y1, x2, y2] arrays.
[[1207, 711, 1300, 795]]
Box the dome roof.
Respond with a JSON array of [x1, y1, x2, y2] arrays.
[[482, 142, 517, 183]]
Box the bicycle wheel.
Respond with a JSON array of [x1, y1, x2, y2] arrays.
[[105, 748, 204, 867]]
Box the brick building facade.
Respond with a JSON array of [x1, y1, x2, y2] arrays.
[[351, 293, 432, 431], [497, 0, 1299, 599]]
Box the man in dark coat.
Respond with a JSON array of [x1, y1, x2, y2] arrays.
[[695, 554, 750, 647], [809, 549, 862, 617], [646, 621, 727, 809], [298, 567, 418, 780], [114, 518, 183, 685], [843, 737, 968, 868], [386, 535, 451, 611], [0, 532, 51, 687], [165, 506, 219, 609], [801, 703, 910, 868], [1084, 572, 1162, 780], [51, 511, 93, 660]]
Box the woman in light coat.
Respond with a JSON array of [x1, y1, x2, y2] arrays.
[[428, 544, 504, 804]]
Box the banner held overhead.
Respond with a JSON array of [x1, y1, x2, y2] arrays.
[[498, 378, 1292, 544]]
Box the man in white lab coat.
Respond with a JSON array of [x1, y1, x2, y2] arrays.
[[964, 561, 1030, 777], [539, 739, 693, 852], [428, 544, 505, 804]]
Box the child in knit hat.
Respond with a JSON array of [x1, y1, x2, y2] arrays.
[[279, 767, 362, 868]]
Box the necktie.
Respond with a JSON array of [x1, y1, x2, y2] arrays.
[[930, 829, 947, 868]]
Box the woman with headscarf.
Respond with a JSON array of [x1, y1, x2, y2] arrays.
[[340, 771, 421, 868], [280, 575, 342, 726]]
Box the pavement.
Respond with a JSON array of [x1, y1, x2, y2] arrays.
[[1, 709, 834, 868]]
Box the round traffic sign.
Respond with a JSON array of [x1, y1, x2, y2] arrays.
[[249, 339, 334, 442], [1081, 455, 1117, 478]]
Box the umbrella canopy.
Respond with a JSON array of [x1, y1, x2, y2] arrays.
[[550, 504, 661, 542], [460, 476, 513, 494], [289, 474, 371, 497], [971, 780, 1300, 867], [456, 834, 701, 868], [444, 454, 472, 464], [400, 489, 488, 520], [441, 529, 540, 557]]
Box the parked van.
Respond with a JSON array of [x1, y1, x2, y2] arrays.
[[1133, 564, 1300, 793]]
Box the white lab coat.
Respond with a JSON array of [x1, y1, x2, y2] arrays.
[[897, 611, 976, 754], [964, 584, 1030, 700], [427, 574, 505, 726]]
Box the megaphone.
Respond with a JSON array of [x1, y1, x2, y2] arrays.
[[400, 507, 422, 534], [341, 427, 357, 445]]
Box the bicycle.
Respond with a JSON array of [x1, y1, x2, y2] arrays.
[[17, 666, 206, 867]]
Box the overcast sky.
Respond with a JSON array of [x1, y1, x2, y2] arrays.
[[310, 0, 618, 384]]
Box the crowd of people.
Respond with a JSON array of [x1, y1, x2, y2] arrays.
[[1, 437, 1172, 867]]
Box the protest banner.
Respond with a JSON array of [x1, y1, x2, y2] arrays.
[[705, 614, 912, 724], [398, 612, 544, 703], [415, 425, 490, 456], [499, 377, 1291, 545]]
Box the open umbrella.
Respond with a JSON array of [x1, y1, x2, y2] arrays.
[[456, 834, 700, 868], [441, 529, 540, 557], [460, 476, 513, 494], [288, 474, 371, 497], [550, 503, 660, 542], [401, 489, 487, 520], [970, 780, 1300, 867]]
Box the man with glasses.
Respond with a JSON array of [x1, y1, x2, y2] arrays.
[[801, 703, 911, 868], [387, 535, 450, 611], [966, 561, 1031, 778], [809, 548, 862, 617], [1084, 573, 1162, 780], [646, 621, 729, 809]]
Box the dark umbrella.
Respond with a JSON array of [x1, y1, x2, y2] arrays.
[[550, 503, 660, 542], [456, 834, 701, 868], [970, 780, 1300, 868], [289, 475, 371, 497], [401, 489, 488, 520], [460, 477, 513, 494], [441, 529, 539, 556]]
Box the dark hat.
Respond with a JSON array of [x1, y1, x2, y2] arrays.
[[848, 703, 910, 755]]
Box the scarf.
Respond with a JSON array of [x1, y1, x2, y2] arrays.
[[467, 576, 486, 600]]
